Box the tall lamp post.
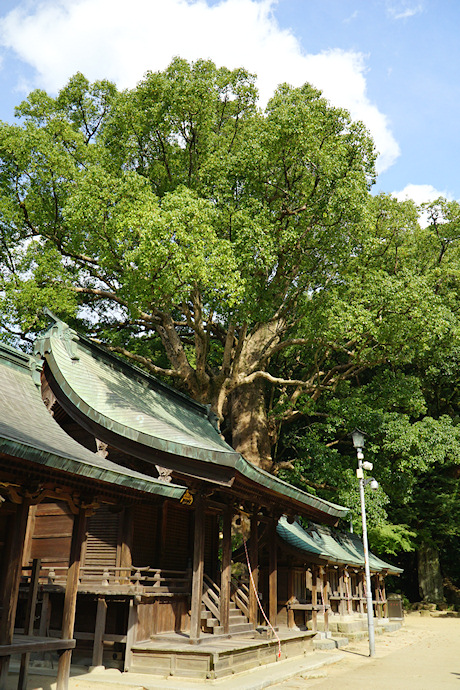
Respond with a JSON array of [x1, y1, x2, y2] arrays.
[[351, 429, 376, 657]]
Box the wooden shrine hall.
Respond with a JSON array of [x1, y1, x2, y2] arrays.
[[0, 342, 186, 689], [2, 313, 354, 683], [29, 317, 348, 669], [259, 517, 403, 632]]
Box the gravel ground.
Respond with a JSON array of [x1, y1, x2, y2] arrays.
[[271, 612, 460, 689]]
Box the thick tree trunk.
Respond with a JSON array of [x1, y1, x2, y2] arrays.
[[230, 380, 273, 471], [418, 543, 445, 603]]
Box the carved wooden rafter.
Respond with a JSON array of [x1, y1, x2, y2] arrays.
[[0, 482, 99, 515]]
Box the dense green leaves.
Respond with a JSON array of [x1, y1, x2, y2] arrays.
[[2, 60, 460, 596]]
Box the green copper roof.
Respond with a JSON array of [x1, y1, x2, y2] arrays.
[[277, 517, 403, 574], [34, 316, 349, 520], [0, 342, 186, 499]]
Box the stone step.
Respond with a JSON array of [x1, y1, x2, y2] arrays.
[[379, 621, 402, 633], [313, 636, 349, 650], [227, 622, 253, 634]]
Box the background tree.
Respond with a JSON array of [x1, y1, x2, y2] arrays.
[[276, 196, 460, 601]]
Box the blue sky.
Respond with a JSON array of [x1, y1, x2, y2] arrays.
[[0, 0, 458, 203]]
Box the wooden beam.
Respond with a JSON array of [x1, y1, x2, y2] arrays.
[[92, 596, 107, 668], [268, 518, 277, 627], [189, 497, 205, 643], [248, 511, 259, 628], [56, 507, 87, 690], [0, 498, 31, 687], [220, 506, 232, 635]]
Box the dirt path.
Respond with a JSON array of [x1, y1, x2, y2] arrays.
[[272, 612, 460, 689]]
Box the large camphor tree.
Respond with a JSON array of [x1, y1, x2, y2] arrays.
[[0, 59, 455, 473]]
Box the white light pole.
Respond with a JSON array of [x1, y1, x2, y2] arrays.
[[351, 429, 376, 657]]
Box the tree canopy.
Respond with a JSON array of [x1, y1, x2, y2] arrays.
[[2, 59, 460, 598]]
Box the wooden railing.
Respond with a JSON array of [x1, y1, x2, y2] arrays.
[[20, 564, 191, 595], [231, 577, 250, 618], [202, 573, 222, 622]]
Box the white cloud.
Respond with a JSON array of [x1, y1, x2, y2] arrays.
[[386, 2, 424, 20], [392, 183, 451, 206], [393, 183, 452, 227], [0, 0, 399, 172]]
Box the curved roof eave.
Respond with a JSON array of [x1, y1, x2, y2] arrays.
[[0, 343, 186, 500], [34, 315, 349, 520], [277, 517, 403, 574], [235, 457, 349, 519]]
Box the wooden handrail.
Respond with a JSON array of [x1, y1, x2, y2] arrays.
[[20, 565, 191, 592]]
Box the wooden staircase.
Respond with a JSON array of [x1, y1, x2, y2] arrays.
[[201, 574, 252, 636]]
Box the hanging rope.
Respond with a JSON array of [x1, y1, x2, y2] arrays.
[[243, 539, 282, 658]]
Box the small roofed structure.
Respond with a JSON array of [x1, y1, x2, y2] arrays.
[[271, 517, 402, 633], [0, 342, 185, 689]]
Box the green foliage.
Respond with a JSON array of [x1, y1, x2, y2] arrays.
[[3, 60, 460, 593], [368, 524, 416, 556]]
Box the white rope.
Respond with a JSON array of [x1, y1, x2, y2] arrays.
[[243, 539, 281, 658]]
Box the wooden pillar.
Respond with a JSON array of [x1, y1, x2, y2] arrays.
[[120, 507, 133, 579], [189, 497, 205, 643], [18, 558, 42, 690], [311, 566, 318, 632], [92, 596, 107, 667], [268, 517, 277, 627], [320, 566, 329, 633], [359, 571, 365, 614], [124, 598, 138, 672], [211, 514, 220, 583], [39, 592, 51, 637], [220, 506, 232, 635], [338, 567, 346, 616], [287, 561, 295, 630], [248, 511, 259, 628], [375, 575, 382, 618], [158, 501, 169, 568], [382, 575, 388, 618], [56, 507, 87, 690], [0, 498, 31, 687]]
